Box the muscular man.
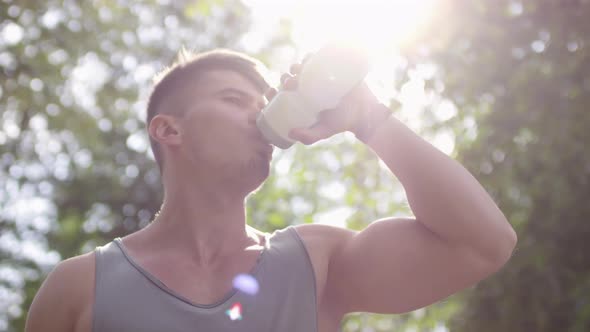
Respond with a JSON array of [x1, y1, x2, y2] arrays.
[[25, 48, 517, 331]]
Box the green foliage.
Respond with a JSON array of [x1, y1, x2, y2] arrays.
[[0, 0, 274, 330], [407, 0, 590, 331], [2, 0, 589, 331]]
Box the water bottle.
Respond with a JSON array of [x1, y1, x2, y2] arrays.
[[256, 45, 370, 149]]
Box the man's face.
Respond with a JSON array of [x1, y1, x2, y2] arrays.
[[175, 69, 273, 185]]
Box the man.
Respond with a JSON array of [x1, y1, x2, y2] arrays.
[[25, 48, 517, 332]]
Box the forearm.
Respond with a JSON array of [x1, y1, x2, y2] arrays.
[[363, 105, 517, 264]]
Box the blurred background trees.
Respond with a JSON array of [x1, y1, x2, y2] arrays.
[[1, 0, 589, 331], [423, 1, 590, 331]]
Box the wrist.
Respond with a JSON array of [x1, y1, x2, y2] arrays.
[[351, 102, 392, 143]]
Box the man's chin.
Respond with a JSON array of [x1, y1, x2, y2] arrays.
[[234, 156, 271, 188], [248, 158, 271, 181]]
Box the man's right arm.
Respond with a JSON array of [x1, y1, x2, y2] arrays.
[[25, 253, 95, 332]]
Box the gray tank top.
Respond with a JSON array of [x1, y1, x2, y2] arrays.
[[92, 226, 318, 332]]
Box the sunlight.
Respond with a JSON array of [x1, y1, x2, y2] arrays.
[[289, 0, 439, 58], [242, 1, 449, 153], [242, 0, 440, 98], [242, 0, 439, 57], [241, 0, 440, 80]]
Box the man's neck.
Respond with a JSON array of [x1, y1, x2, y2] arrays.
[[144, 183, 259, 267]]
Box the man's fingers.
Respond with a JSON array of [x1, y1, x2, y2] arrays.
[[280, 73, 293, 85], [290, 128, 324, 145], [288, 121, 334, 145], [265, 76, 297, 102], [286, 53, 313, 77], [290, 63, 302, 75], [278, 73, 298, 90], [265, 87, 277, 101], [283, 77, 298, 90], [289, 128, 317, 145]]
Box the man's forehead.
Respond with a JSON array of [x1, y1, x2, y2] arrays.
[[198, 70, 264, 97]]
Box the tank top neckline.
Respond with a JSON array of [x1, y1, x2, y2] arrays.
[[112, 230, 273, 310]]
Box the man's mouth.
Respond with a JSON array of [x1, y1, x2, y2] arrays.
[[252, 135, 274, 156], [248, 128, 274, 158], [262, 143, 274, 157]]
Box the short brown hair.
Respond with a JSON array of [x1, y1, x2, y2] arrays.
[[146, 48, 270, 174]]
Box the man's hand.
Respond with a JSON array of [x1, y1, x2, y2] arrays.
[[265, 57, 381, 145]]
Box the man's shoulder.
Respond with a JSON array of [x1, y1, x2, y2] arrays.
[[290, 224, 357, 278], [290, 224, 357, 316], [60, 251, 96, 276], [268, 223, 357, 272], [292, 223, 356, 252], [52, 251, 96, 304], [26, 251, 96, 332]]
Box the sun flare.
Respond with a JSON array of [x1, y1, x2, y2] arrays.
[[243, 0, 440, 60], [242, 0, 454, 155]]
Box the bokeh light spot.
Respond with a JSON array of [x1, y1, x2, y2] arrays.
[[233, 273, 259, 295], [226, 302, 242, 321]]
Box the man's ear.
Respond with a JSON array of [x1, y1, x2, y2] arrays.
[[148, 114, 182, 147]]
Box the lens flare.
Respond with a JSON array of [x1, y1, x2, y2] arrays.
[[226, 302, 243, 321], [233, 273, 260, 295]]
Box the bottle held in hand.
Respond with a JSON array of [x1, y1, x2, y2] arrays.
[[256, 45, 370, 149]]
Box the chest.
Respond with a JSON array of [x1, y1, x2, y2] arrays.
[[139, 252, 262, 306], [82, 231, 343, 332]]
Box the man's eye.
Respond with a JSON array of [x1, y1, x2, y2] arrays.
[[224, 97, 244, 105]]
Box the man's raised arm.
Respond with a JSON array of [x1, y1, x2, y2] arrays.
[[283, 65, 517, 315], [322, 103, 517, 315]]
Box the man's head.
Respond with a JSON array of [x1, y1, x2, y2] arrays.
[[146, 48, 274, 191]]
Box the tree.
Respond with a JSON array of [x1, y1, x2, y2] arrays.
[[5, 0, 588, 331], [407, 0, 590, 330], [0, 0, 291, 330]]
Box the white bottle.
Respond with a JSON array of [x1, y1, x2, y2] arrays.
[[256, 45, 369, 149]]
